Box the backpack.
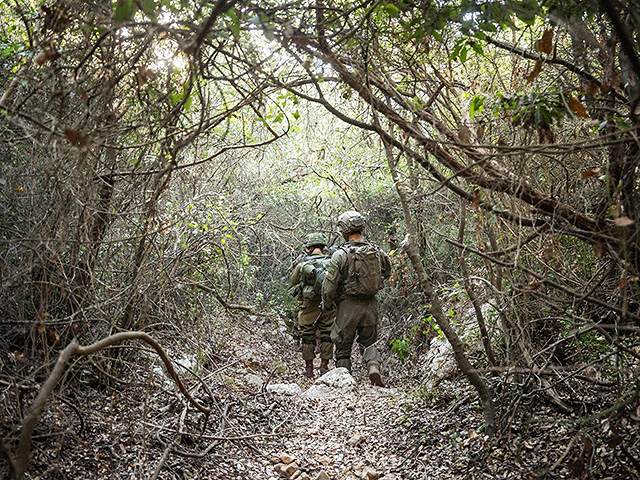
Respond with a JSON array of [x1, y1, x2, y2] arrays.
[[342, 243, 384, 296], [299, 255, 331, 301]]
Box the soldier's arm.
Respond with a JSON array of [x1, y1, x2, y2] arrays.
[[322, 250, 344, 309], [381, 250, 392, 279], [290, 262, 301, 286]]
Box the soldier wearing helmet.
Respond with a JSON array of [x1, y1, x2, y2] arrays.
[[322, 211, 391, 386], [290, 232, 336, 378]]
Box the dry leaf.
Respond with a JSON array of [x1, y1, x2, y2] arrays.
[[569, 97, 588, 117], [526, 59, 543, 83], [136, 66, 156, 85], [458, 125, 472, 144], [581, 168, 601, 179], [594, 242, 606, 258], [34, 49, 52, 66], [614, 216, 634, 227], [64, 128, 91, 151], [535, 30, 554, 54], [471, 193, 482, 210]]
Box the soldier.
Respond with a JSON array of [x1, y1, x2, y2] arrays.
[[290, 233, 336, 378], [322, 211, 391, 386]]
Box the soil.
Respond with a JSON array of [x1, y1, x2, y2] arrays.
[[1, 312, 638, 479]]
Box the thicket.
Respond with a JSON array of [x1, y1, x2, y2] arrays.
[[1, 0, 639, 478]]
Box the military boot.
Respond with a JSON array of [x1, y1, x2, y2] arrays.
[[304, 360, 314, 378], [368, 363, 383, 386], [319, 359, 330, 375]]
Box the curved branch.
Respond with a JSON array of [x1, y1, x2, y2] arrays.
[[9, 332, 211, 480]]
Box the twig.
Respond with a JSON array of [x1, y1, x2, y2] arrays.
[[548, 431, 580, 472], [7, 331, 212, 480], [150, 445, 172, 480]]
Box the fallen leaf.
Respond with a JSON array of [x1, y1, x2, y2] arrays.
[[581, 168, 601, 179]]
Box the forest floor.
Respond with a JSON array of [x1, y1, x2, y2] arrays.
[[2, 310, 637, 479]]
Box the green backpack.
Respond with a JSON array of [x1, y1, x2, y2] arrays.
[[299, 255, 331, 301], [342, 244, 384, 296]]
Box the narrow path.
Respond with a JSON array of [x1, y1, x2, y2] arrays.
[[229, 315, 458, 480]]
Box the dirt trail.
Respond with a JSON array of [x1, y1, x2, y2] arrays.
[[227, 315, 466, 480], [4, 314, 479, 480]]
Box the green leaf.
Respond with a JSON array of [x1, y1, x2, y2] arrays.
[[471, 41, 484, 55], [459, 46, 468, 63], [183, 93, 193, 111], [292, 110, 300, 120], [474, 30, 486, 40], [140, 0, 157, 20], [470, 95, 484, 117], [113, 0, 136, 24], [226, 9, 240, 37], [384, 4, 400, 16]]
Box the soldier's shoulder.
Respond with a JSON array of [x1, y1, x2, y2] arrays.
[[331, 247, 348, 262]]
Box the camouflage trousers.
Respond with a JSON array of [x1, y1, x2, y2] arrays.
[[330, 296, 381, 372], [298, 300, 335, 361]]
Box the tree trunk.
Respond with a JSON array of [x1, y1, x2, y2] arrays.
[[382, 134, 496, 438]]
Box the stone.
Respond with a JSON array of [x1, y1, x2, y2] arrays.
[[348, 433, 366, 447], [302, 367, 357, 399], [274, 463, 300, 478], [279, 453, 297, 464], [315, 472, 331, 480], [244, 373, 264, 389], [362, 467, 379, 480], [421, 336, 456, 389], [266, 383, 302, 395], [282, 463, 300, 478]]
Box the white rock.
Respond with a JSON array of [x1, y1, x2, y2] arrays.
[[302, 367, 357, 398], [348, 433, 366, 447], [266, 383, 302, 395], [244, 373, 264, 389], [421, 336, 456, 389]]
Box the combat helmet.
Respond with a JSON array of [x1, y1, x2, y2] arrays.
[[337, 211, 365, 238], [305, 232, 327, 249]]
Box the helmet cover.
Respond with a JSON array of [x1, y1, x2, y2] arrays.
[[337, 211, 365, 237]]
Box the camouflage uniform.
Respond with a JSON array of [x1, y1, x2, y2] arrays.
[[322, 240, 391, 372], [290, 255, 335, 362]]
